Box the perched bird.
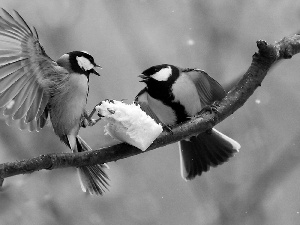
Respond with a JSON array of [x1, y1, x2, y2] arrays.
[[135, 64, 240, 180], [0, 9, 108, 195]]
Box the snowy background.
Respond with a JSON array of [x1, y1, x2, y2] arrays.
[[1, 0, 300, 224]]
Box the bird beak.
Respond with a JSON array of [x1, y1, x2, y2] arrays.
[[138, 74, 148, 82], [91, 64, 102, 76]]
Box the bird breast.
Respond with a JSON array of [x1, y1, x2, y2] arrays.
[[147, 93, 177, 125], [50, 73, 88, 134], [171, 73, 202, 116]]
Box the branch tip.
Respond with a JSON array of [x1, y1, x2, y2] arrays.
[[256, 40, 268, 49], [282, 45, 293, 59]]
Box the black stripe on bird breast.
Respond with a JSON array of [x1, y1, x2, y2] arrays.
[[167, 101, 189, 124], [146, 81, 189, 124]]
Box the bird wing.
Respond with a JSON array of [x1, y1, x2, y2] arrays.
[[185, 69, 226, 106], [134, 88, 162, 124], [0, 9, 66, 131]]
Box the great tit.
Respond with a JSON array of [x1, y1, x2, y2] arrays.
[[0, 9, 108, 195], [135, 64, 241, 180]]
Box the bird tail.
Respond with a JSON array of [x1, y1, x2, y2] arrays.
[[179, 128, 240, 180], [76, 135, 109, 195]]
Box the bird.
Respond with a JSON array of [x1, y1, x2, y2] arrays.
[[135, 64, 241, 180], [0, 9, 109, 195]]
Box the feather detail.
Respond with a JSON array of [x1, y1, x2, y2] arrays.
[[25, 87, 44, 123], [185, 69, 226, 105], [179, 128, 240, 180], [0, 9, 64, 131], [13, 81, 39, 119], [0, 9, 109, 195], [0, 59, 28, 81], [76, 136, 109, 195], [3, 74, 36, 114], [134, 88, 162, 124], [35, 92, 49, 120]]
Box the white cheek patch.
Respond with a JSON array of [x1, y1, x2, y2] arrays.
[[152, 66, 172, 81], [76, 56, 94, 71]]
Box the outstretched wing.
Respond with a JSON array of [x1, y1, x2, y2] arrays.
[[0, 9, 65, 131], [184, 69, 226, 106]]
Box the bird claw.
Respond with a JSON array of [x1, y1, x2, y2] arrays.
[[81, 118, 98, 128], [103, 99, 115, 104], [198, 101, 220, 115], [162, 124, 173, 134], [81, 108, 103, 128]]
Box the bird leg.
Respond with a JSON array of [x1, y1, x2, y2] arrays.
[[195, 102, 220, 135], [162, 123, 173, 134], [81, 99, 118, 128], [81, 109, 101, 128], [197, 101, 220, 115]]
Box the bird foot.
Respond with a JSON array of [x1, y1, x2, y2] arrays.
[[81, 117, 98, 128], [162, 123, 173, 134], [81, 108, 102, 128], [198, 101, 220, 115]]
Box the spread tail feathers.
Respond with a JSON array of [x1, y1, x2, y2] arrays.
[[76, 136, 110, 195], [179, 128, 240, 180]]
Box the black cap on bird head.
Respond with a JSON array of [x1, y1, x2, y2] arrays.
[[68, 51, 101, 76], [139, 64, 179, 83]]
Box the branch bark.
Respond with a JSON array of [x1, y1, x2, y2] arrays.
[[1, 34, 300, 184]]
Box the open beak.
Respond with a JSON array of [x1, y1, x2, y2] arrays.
[[138, 74, 148, 82], [91, 64, 102, 76]]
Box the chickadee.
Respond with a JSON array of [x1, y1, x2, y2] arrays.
[[135, 64, 241, 180], [0, 9, 108, 195]]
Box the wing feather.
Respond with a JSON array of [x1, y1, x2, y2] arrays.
[[19, 117, 29, 130], [12, 10, 34, 35], [0, 61, 32, 90], [3, 75, 35, 116], [0, 19, 25, 37], [134, 88, 162, 124], [0, 55, 27, 67], [185, 69, 226, 105], [0, 29, 24, 42], [25, 87, 43, 123], [0, 71, 34, 107], [28, 118, 37, 132], [0, 49, 23, 57], [0, 9, 65, 131], [37, 107, 48, 130], [32, 26, 39, 39], [13, 81, 39, 119], [35, 91, 49, 119], [1, 9, 32, 35]]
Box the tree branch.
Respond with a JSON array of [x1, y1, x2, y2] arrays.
[[1, 34, 300, 184]]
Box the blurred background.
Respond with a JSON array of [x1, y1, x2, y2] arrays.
[[0, 0, 300, 224]]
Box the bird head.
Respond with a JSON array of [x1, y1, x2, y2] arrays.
[[139, 64, 181, 91], [138, 64, 181, 101], [58, 51, 101, 76], [139, 64, 173, 83]]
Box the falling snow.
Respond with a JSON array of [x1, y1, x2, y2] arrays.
[[187, 39, 195, 46]]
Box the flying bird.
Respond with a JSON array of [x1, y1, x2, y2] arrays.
[[0, 9, 108, 195]]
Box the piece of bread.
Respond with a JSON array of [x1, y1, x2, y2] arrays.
[[96, 100, 163, 151]]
